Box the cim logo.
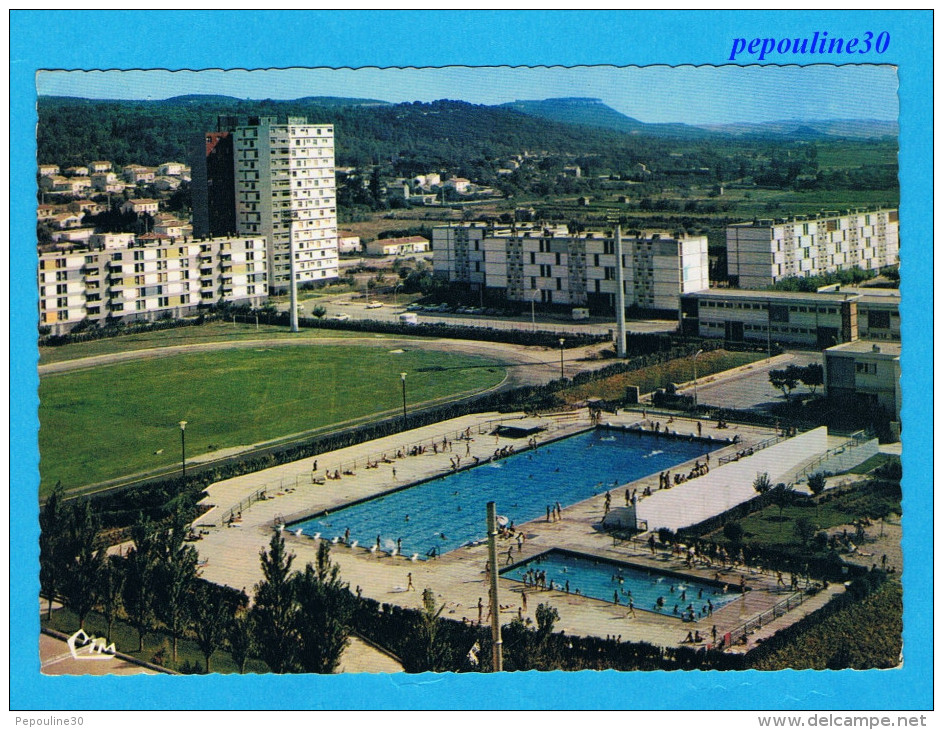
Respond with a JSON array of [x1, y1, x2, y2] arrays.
[[66, 629, 116, 661]]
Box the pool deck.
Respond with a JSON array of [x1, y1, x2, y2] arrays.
[[192, 409, 843, 655]]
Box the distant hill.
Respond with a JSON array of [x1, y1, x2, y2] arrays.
[[696, 119, 898, 140], [497, 97, 709, 138]]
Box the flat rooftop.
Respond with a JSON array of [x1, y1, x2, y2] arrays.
[[826, 340, 901, 357], [684, 289, 858, 303]]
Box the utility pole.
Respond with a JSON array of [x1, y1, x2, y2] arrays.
[[486, 501, 503, 672], [285, 207, 299, 333], [614, 225, 627, 358]]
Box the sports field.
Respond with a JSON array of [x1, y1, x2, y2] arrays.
[[39, 345, 505, 495]]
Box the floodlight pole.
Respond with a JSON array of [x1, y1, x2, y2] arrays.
[[179, 420, 188, 480], [693, 349, 704, 411], [486, 501, 503, 672]]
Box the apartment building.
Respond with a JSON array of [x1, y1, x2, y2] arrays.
[[680, 287, 900, 348], [432, 223, 708, 314], [190, 129, 237, 238], [231, 116, 338, 293], [726, 208, 899, 288], [38, 235, 267, 334]]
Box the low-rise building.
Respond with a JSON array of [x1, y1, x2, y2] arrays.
[[120, 198, 159, 216], [51, 227, 95, 244], [38, 235, 268, 334], [88, 161, 112, 173], [337, 234, 362, 254], [444, 177, 471, 194], [122, 165, 156, 184], [365, 236, 430, 256], [824, 340, 901, 425], [158, 162, 186, 176], [52, 177, 92, 196], [38, 164, 60, 177], [50, 212, 85, 229], [65, 166, 89, 177], [433, 223, 709, 315], [679, 287, 900, 349], [91, 172, 123, 192]]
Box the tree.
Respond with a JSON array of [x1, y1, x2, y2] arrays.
[[535, 603, 559, 640], [251, 531, 298, 673], [723, 522, 745, 545], [769, 367, 800, 400], [61, 500, 104, 631], [753, 472, 772, 496], [794, 517, 816, 546], [191, 583, 234, 674], [228, 610, 254, 675], [98, 556, 125, 644], [807, 472, 827, 498], [39, 486, 67, 619], [123, 517, 160, 652], [154, 516, 199, 663], [310, 305, 326, 319], [770, 483, 793, 531], [413, 587, 451, 673], [800, 363, 824, 395], [293, 542, 353, 674]]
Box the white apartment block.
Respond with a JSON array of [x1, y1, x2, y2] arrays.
[[433, 223, 709, 313], [232, 116, 338, 293], [727, 208, 899, 288], [38, 236, 267, 334]]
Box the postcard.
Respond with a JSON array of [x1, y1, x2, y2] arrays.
[[10, 9, 932, 714]]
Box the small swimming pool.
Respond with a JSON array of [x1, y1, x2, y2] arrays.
[[291, 427, 722, 559], [502, 549, 743, 619]]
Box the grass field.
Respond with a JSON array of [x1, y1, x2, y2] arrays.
[[38, 321, 404, 365], [561, 350, 765, 402], [39, 345, 505, 494]]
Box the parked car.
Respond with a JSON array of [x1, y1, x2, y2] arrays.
[[366, 301, 383, 309], [330, 313, 351, 321]]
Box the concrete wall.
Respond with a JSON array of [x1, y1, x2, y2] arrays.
[[637, 427, 829, 532]]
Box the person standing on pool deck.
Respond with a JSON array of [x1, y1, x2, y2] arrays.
[[506, 546, 514, 565], [613, 590, 619, 605], [376, 535, 381, 551], [697, 421, 702, 437], [407, 572, 414, 591], [626, 598, 636, 618], [521, 589, 528, 611], [478, 597, 483, 625], [555, 501, 563, 520]]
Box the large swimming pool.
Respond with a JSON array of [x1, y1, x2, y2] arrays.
[[291, 428, 721, 559], [502, 549, 743, 619]]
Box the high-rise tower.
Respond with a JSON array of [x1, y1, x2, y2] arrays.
[[231, 116, 339, 293]]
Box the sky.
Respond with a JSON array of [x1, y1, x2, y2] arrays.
[[36, 65, 898, 126]]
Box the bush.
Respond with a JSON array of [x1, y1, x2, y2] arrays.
[[723, 522, 744, 544]]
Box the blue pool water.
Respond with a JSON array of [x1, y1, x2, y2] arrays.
[[502, 550, 742, 619], [291, 428, 720, 559]]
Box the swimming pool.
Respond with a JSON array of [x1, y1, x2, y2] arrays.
[[502, 549, 743, 619], [291, 428, 721, 559]]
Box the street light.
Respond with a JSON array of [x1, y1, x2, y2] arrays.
[[559, 338, 566, 379], [692, 349, 704, 411], [400, 372, 408, 424], [179, 420, 188, 480]]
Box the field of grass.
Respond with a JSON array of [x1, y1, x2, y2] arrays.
[[43, 606, 268, 674], [717, 480, 901, 549], [751, 580, 902, 670], [561, 350, 765, 403], [39, 345, 505, 494], [38, 321, 401, 365]]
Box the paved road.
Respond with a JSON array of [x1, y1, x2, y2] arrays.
[[292, 293, 678, 337], [678, 352, 822, 412]]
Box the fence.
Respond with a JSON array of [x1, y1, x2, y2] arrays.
[[208, 414, 555, 527], [717, 433, 788, 465], [724, 587, 821, 648], [788, 431, 878, 484]]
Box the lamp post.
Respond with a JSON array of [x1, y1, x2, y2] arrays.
[[692, 349, 704, 411], [283, 207, 299, 333], [400, 372, 408, 425], [558, 338, 566, 379], [179, 420, 188, 480]]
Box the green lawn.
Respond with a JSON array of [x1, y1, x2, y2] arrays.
[[39, 346, 505, 494], [39, 321, 397, 365], [562, 350, 766, 402]]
